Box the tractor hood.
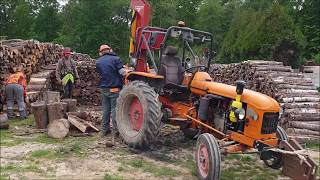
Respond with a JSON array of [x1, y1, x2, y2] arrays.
[[190, 72, 280, 111]]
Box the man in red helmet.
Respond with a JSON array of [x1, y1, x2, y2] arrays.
[[56, 47, 80, 98], [96, 44, 126, 136]]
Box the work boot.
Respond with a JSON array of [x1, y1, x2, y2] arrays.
[[7, 109, 15, 119], [19, 110, 27, 119], [100, 129, 111, 137]]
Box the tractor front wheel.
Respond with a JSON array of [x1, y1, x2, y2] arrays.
[[196, 133, 221, 180], [116, 81, 162, 149]]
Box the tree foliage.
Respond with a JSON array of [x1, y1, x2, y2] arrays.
[[1, 0, 318, 66], [218, 2, 305, 67]]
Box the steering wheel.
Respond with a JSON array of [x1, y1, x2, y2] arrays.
[[185, 65, 206, 73]]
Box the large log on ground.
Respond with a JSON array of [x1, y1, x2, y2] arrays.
[[47, 102, 64, 122], [47, 118, 70, 139], [31, 101, 48, 129]]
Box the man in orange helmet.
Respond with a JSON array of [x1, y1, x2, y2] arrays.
[[56, 47, 80, 99], [5, 66, 27, 119], [96, 44, 126, 136]]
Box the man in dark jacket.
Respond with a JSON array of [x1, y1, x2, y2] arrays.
[[96, 44, 126, 136]]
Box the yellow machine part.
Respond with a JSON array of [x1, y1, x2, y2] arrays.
[[129, 11, 137, 55], [229, 94, 243, 122]]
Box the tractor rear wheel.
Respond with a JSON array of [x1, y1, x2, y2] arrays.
[[263, 126, 288, 169], [116, 81, 162, 149], [196, 133, 221, 180]]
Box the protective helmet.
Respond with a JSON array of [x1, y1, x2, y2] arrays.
[[63, 48, 72, 57], [178, 21, 186, 27], [99, 44, 111, 52]]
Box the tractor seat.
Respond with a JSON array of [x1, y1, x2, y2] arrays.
[[159, 46, 188, 92]]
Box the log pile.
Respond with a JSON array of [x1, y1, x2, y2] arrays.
[[210, 60, 320, 143], [74, 61, 101, 105], [50, 61, 101, 105], [0, 39, 63, 89], [72, 53, 94, 62]]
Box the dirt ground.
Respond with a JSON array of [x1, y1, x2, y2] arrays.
[[0, 109, 319, 180]]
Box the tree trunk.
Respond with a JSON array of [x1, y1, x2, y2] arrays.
[[31, 101, 48, 129]]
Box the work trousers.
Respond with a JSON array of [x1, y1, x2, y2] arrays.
[[63, 81, 74, 99], [101, 89, 119, 134], [5, 83, 27, 119]]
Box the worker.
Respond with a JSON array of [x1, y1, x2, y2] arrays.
[[5, 66, 27, 119], [56, 47, 80, 99], [96, 44, 126, 136]]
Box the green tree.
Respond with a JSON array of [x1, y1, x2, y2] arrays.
[[176, 0, 201, 27], [33, 0, 61, 42], [297, 0, 320, 60], [0, 0, 19, 37], [11, 1, 34, 39], [196, 0, 239, 50], [218, 2, 305, 68], [148, 0, 178, 28], [57, 0, 130, 59]]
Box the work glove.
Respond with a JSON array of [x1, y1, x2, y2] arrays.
[[57, 79, 62, 85]]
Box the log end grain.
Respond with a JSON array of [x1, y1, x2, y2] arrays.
[[47, 118, 70, 139]]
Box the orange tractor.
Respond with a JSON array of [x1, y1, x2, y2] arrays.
[[116, 0, 318, 179]]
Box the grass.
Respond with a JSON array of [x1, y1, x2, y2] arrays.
[[1, 163, 44, 174], [0, 175, 9, 180], [31, 149, 52, 158], [184, 155, 197, 176], [305, 143, 320, 151], [125, 157, 181, 177], [9, 116, 34, 127], [221, 154, 281, 180], [104, 172, 124, 180], [28, 141, 86, 160]]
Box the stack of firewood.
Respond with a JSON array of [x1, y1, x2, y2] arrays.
[[0, 39, 63, 89], [50, 61, 101, 105], [73, 61, 101, 105], [72, 53, 94, 62], [211, 60, 320, 143]]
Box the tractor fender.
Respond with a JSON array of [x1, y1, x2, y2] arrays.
[[126, 72, 164, 90]]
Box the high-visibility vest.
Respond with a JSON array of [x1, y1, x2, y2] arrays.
[[6, 72, 26, 85], [6, 72, 27, 96]]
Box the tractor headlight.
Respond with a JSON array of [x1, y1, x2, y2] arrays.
[[247, 108, 258, 121], [235, 108, 246, 120]]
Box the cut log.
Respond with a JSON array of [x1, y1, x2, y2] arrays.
[[282, 97, 320, 103], [289, 121, 320, 132], [31, 101, 48, 129], [47, 118, 70, 139], [61, 99, 77, 112], [287, 128, 320, 136], [47, 102, 63, 122], [287, 113, 320, 121], [289, 135, 320, 144], [45, 91, 60, 103]]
